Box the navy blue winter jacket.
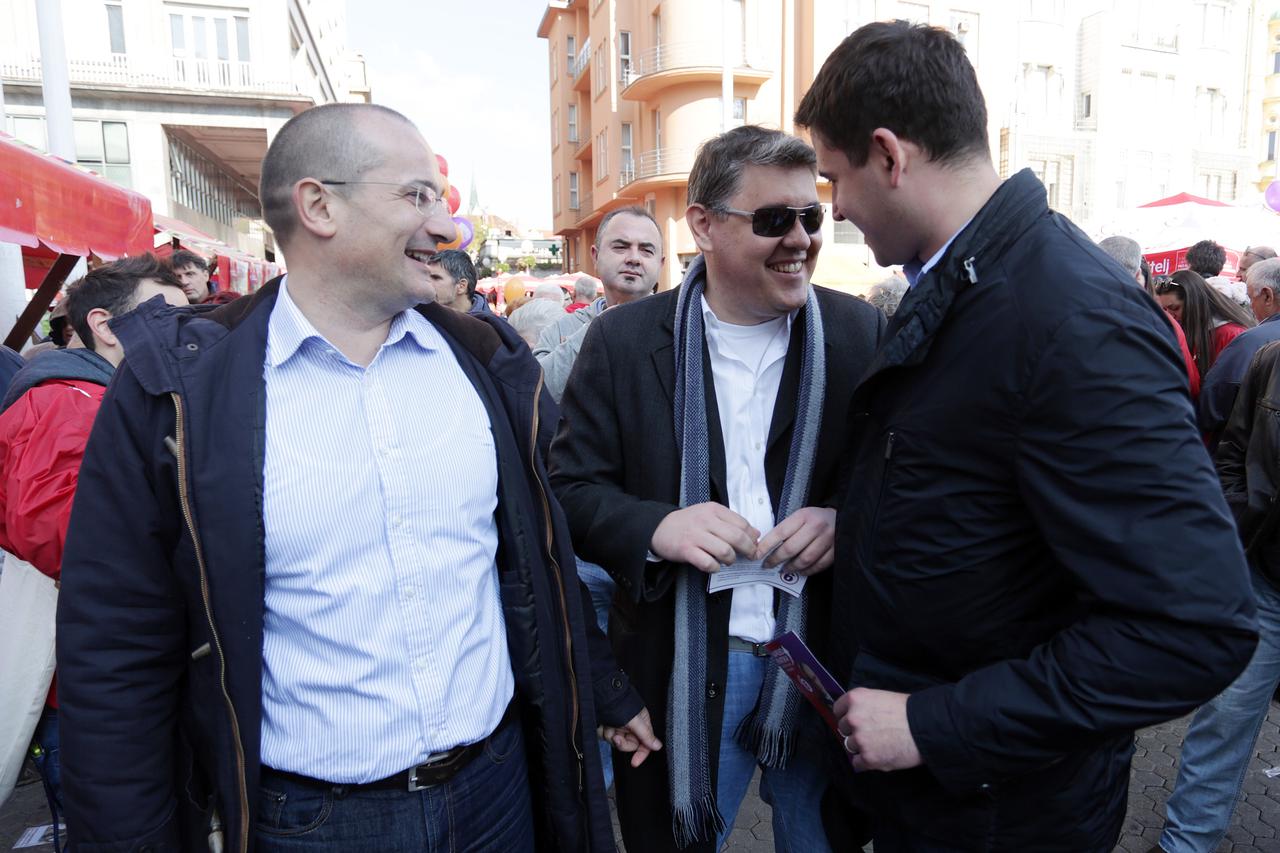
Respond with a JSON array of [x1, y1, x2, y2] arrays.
[[56, 279, 640, 852]]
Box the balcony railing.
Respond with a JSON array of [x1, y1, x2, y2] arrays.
[[575, 189, 593, 217], [617, 162, 636, 188], [622, 41, 764, 88], [627, 148, 696, 185], [570, 37, 592, 79], [2, 53, 306, 97]]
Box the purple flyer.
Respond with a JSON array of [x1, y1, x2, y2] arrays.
[[764, 630, 844, 735]]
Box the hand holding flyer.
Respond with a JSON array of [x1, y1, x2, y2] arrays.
[[763, 630, 844, 735]]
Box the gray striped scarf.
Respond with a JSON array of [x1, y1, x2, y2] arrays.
[[668, 256, 826, 847]]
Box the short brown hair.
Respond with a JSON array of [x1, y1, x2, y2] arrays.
[[64, 255, 182, 352]]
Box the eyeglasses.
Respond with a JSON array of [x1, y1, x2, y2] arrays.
[[318, 180, 447, 216], [717, 203, 824, 238]]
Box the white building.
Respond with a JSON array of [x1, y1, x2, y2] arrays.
[[0, 0, 370, 260]]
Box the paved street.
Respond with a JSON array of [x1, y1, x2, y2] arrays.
[[6, 705, 1280, 851]]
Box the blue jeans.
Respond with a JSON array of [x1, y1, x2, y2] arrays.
[[715, 649, 833, 853], [32, 706, 62, 811], [1161, 568, 1280, 853], [255, 719, 534, 852], [577, 556, 616, 790]]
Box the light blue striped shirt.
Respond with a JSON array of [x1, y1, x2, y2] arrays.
[[259, 277, 514, 783]]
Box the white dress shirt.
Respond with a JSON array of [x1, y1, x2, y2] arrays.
[[701, 296, 794, 643], [259, 277, 514, 783]]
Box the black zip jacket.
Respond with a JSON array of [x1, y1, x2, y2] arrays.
[[56, 279, 641, 852], [831, 169, 1258, 851]]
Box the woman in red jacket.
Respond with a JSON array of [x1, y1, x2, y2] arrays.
[[1157, 270, 1256, 377]]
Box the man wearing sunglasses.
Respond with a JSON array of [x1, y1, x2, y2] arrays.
[[549, 125, 885, 852], [795, 20, 1257, 853]]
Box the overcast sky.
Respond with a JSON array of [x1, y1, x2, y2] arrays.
[[346, 2, 554, 230]]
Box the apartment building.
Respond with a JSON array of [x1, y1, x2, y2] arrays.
[[540, 0, 1277, 290], [1, 0, 370, 260]]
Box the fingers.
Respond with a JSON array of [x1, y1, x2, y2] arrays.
[[629, 745, 653, 767], [651, 503, 761, 573], [758, 508, 835, 569]]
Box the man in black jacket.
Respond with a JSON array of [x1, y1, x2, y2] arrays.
[[795, 21, 1258, 852], [56, 103, 655, 853], [549, 125, 884, 853], [1156, 339, 1280, 852]]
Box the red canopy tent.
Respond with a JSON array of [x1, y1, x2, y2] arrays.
[[0, 132, 153, 349]]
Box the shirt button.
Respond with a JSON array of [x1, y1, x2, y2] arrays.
[[755, 442, 762, 450], [757, 497, 765, 505], [390, 515, 403, 528], [706, 682, 719, 699], [403, 586, 416, 599]]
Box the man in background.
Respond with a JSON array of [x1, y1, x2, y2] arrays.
[[426, 248, 490, 316], [170, 249, 214, 303]]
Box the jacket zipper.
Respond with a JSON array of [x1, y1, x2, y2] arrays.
[[868, 431, 896, 562], [171, 392, 249, 852], [528, 375, 585, 793]]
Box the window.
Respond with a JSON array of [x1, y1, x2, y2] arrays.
[[654, 109, 662, 149], [170, 14, 185, 54], [106, 3, 126, 54], [653, 10, 662, 46], [215, 19, 230, 61], [568, 104, 578, 143], [834, 220, 865, 244], [620, 122, 633, 181], [949, 10, 978, 54], [1199, 170, 1237, 202], [1270, 131, 1277, 163], [168, 134, 260, 227], [594, 47, 606, 96], [567, 35, 576, 74], [619, 31, 632, 83], [8, 115, 45, 149], [733, 97, 747, 122], [553, 109, 560, 149], [193, 17, 207, 59], [1199, 1, 1229, 49], [896, 2, 930, 24], [555, 176, 561, 214], [551, 46, 558, 83], [569, 172, 579, 210], [1197, 87, 1228, 138], [74, 119, 131, 187], [1274, 52, 1280, 74], [645, 195, 657, 218], [235, 17, 250, 61], [596, 128, 608, 181], [1029, 157, 1062, 209], [1079, 92, 1092, 119]]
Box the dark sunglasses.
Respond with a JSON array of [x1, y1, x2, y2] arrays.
[[719, 203, 824, 238]]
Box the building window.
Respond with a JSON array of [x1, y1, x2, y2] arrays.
[[733, 97, 747, 122], [170, 14, 185, 54], [1274, 51, 1280, 74], [168, 133, 260, 227], [7, 115, 46, 150], [567, 35, 575, 74], [193, 17, 207, 59], [569, 172, 579, 210], [553, 109, 560, 149], [74, 119, 131, 187], [554, 176, 561, 214], [1198, 1, 1229, 50], [1028, 156, 1069, 210], [645, 195, 657, 218], [1197, 87, 1228, 138], [568, 104, 578, 143], [1268, 131, 1277, 162], [653, 109, 662, 148], [594, 46, 606, 96], [896, 2, 930, 24], [619, 31, 632, 83], [235, 17, 250, 61], [106, 3, 126, 54], [215, 18, 230, 61], [834, 220, 865, 245], [596, 128, 608, 182], [1199, 169, 1237, 202], [620, 122, 634, 182], [1079, 91, 1092, 119], [948, 10, 978, 54], [551, 46, 558, 83]]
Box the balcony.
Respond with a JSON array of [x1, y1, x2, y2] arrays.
[[618, 147, 696, 193], [1, 53, 312, 101], [570, 37, 592, 92], [621, 42, 771, 102], [574, 132, 593, 161], [573, 189, 594, 224]]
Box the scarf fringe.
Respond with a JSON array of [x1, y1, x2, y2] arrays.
[[671, 793, 727, 850], [735, 713, 797, 770]]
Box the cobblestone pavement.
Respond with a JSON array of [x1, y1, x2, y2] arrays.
[[6, 705, 1279, 850]]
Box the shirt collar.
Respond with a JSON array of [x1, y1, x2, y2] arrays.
[[903, 216, 975, 287], [267, 275, 440, 368], [699, 294, 796, 335]]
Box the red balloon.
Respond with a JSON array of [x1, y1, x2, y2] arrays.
[[447, 184, 461, 215], [436, 154, 449, 178]]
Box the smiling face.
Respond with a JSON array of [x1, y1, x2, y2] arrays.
[[590, 212, 664, 304], [693, 164, 822, 325], [328, 115, 455, 315]]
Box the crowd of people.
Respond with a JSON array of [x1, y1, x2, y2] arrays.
[[0, 18, 1276, 853]]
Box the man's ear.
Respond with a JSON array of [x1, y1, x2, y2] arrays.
[[458, 278, 471, 296], [293, 178, 339, 239], [85, 307, 116, 350], [686, 204, 715, 253], [869, 128, 910, 188]]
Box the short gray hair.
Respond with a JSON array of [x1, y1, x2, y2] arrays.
[[1098, 236, 1143, 277], [533, 281, 565, 302], [259, 103, 416, 247], [687, 125, 817, 212], [573, 276, 598, 301], [509, 298, 566, 347], [866, 275, 908, 317], [1247, 257, 1280, 296]]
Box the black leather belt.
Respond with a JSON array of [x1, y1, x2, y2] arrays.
[[728, 637, 771, 657], [263, 701, 517, 794]]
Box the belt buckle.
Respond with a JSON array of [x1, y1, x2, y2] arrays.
[[752, 642, 770, 658], [406, 749, 458, 792]]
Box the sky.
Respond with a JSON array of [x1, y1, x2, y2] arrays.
[[346, 1, 554, 231]]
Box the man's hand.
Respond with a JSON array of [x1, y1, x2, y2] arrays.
[[755, 507, 836, 576], [835, 688, 922, 772], [600, 708, 663, 768], [650, 502, 759, 574]]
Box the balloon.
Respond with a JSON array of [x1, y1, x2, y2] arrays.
[[438, 217, 463, 250], [452, 216, 475, 251], [436, 154, 449, 178], [447, 184, 461, 215], [1266, 180, 1280, 213]]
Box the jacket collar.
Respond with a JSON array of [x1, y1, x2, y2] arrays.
[[859, 168, 1048, 384], [0, 347, 115, 412]]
